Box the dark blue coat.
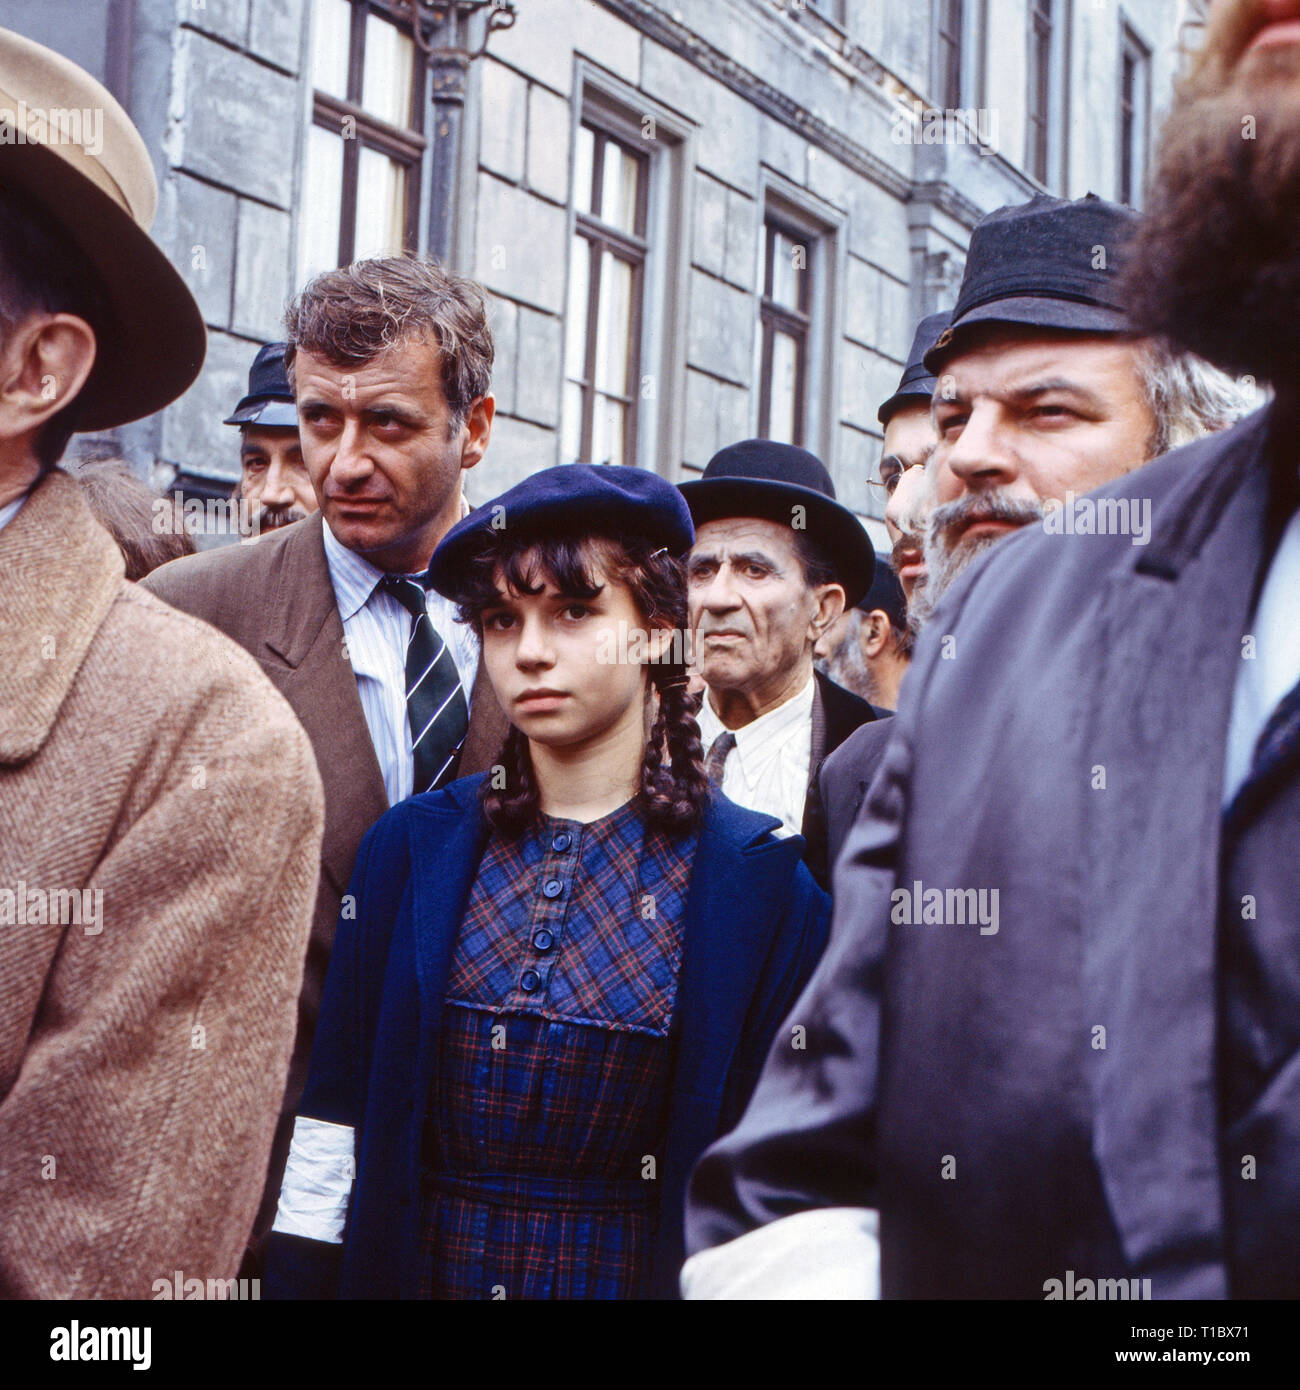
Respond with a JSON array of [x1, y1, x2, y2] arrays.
[[266, 773, 830, 1299]]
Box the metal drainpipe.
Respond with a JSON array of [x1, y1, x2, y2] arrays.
[[402, 1, 518, 267]]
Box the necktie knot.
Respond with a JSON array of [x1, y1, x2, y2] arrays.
[[379, 573, 430, 619]]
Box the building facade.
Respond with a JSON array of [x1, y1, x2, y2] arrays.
[[2, 0, 1206, 548]]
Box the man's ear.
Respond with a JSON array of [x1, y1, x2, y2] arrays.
[[861, 609, 891, 660], [809, 581, 846, 641], [0, 313, 96, 446], [459, 393, 495, 471]]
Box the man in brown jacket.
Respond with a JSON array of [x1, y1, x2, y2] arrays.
[[0, 28, 324, 1297], [143, 257, 509, 1265]]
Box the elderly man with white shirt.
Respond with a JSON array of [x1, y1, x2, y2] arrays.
[[681, 440, 883, 885]]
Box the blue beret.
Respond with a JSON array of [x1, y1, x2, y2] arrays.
[[427, 463, 695, 597]]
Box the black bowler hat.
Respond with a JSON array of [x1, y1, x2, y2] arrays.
[[224, 342, 298, 428], [678, 439, 875, 607], [857, 557, 906, 630], [925, 194, 1139, 374], [428, 463, 694, 598], [878, 311, 951, 425]]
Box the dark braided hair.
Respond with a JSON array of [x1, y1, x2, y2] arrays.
[[450, 525, 710, 838]]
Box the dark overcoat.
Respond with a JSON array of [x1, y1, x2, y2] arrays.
[[688, 407, 1300, 1298]]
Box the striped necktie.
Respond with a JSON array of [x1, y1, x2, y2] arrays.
[[379, 575, 469, 795]]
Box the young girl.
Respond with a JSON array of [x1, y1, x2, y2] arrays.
[[266, 464, 830, 1300]]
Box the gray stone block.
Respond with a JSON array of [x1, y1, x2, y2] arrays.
[[876, 274, 913, 361], [692, 173, 727, 279], [841, 341, 899, 433], [172, 30, 300, 208], [843, 253, 881, 350], [479, 59, 527, 184], [723, 188, 757, 292], [639, 43, 759, 194], [473, 175, 569, 315], [249, 0, 306, 75], [683, 368, 717, 471], [486, 1, 574, 96], [180, 0, 248, 49], [835, 423, 882, 519], [487, 295, 518, 417], [515, 307, 562, 428], [687, 270, 754, 388], [471, 415, 559, 499], [527, 83, 571, 206], [168, 172, 238, 328], [573, 0, 641, 87], [233, 198, 293, 341], [159, 328, 258, 479]]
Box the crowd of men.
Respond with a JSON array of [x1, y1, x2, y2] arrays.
[[3, 0, 1300, 1299]]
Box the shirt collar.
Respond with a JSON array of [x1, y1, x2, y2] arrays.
[[699, 675, 815, 756], [0, 490, 29, 535], [320, 518, 386, 623], [320, 492, 472, 623]]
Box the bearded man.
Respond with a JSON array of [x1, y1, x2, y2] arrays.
[[683, 15, 1300, 1291]]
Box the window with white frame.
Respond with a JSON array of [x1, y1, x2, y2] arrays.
[[297, 0, 427, 285], [561, 115, 650, 468]]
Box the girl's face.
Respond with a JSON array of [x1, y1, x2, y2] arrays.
[[480, 559, 659, 751]]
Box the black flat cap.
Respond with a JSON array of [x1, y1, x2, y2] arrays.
[[224, 341, 298, 428], [428, 463, 694, 598], [925, 194, 1140, 373], [878, 311, 951, 425], [678, 439, 875, 606]]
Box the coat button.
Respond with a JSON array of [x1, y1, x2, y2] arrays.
[[552, 832, 571, 852], [520, 969, 541, 993], [533, 929, 554, 952], [542, 878, 563, 898]]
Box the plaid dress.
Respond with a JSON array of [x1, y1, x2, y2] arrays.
[[418, 798, 696, 1300]]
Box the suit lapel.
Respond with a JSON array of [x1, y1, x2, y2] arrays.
[[257, 517, 388, 898], [1079, 412, 1276, 1295]]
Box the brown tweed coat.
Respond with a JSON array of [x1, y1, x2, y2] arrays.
[[0, 469, 324, 1299], [143, 510, 507, 1258]]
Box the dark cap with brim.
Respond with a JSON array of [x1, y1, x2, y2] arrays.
[[678, 439, 875, 607], [924, 193, 1139, 374], [879, 311, 951, 425], [224, 341, 298, 427]]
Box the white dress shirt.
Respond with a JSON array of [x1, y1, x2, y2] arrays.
[[1223, 505, 1300, 806], [322, 519, 478, 807], [697, 675, 815, 837], [0, 493, 27, 534]]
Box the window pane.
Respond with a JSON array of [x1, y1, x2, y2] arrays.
[[564, 237, 591, 384], [770, 231, 805, 309], [354, 147, 408, 260], [362, 13, 415, 128], [592, 396, 626, 467], [593, 252, 632, 396], [600, 140, 641, 234], [562, 381, 584, 462], [574, 125, 596, 215], [310, 0, 351, 99], [768, 330, 798, 444], [298, 124, 345, 283]]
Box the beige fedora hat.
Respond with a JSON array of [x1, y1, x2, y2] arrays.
[[0, 26, 205, 430]]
